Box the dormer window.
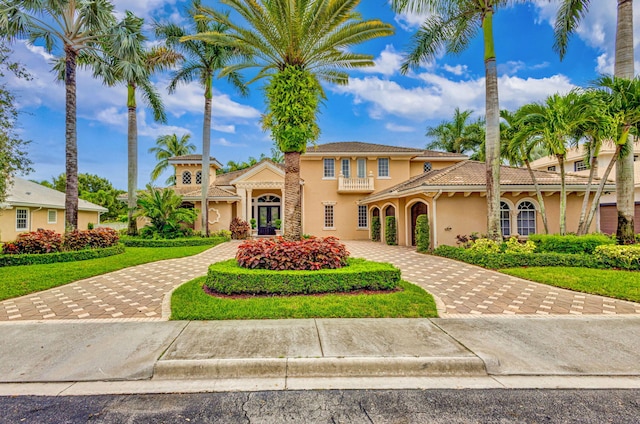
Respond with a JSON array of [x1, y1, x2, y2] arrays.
[[195, 170, 202, 185], [182, 171, 192, 185], [424, 162, 432, 172]]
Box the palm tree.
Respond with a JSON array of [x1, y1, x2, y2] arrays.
[[554, 0, 636, 243], [95, 11, 181, 236], [186, 0, 393, 240], [155, 0, 247, 237], [136, 184, 198, 238], [1, 0, 117, 231], [426, 107, 485, 159], [149, 133, 196, 185], [391, 0, 512, 241], [515, 91, 588, 235]]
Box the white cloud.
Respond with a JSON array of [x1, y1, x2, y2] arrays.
[[394, 10, 431, 32], [215, 137, 246, 148], [360, 45, 403, 76], [498, 60, 550, 76], [111, 0, 183, 21], [212, 123, 236, 133], [385, 123, 416, 133], [443, 64, 468, 76]]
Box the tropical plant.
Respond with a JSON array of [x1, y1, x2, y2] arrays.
[[1, 0, 117, 230], [371, 216, 381, 242], [136, 184, 197, 239], [554, 0, 636, 243], [415, 214, 430, 252], [185, 0, 393, 240], [155, 0, 248, 237], [391, 0, 512, 241], [426, 107, 485, 160], [149, 133, 196, 185]]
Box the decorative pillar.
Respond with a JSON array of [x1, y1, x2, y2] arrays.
[[246, 188, 253, 222], [237, 188, 247, 221]]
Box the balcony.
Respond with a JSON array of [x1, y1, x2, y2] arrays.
[[338, 174, 375, 193]]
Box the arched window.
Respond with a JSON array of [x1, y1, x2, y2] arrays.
[[182, 171, 192, 185], [195, 170, 202, 185], [257, 195, 281, 203], [517, 201, 536, 236], [500, 201, 511, 237]]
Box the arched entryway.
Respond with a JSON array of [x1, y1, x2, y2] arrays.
[[255, 194, 281, 235], [410, 201, 428, 246]]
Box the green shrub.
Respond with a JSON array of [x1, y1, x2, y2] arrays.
[[415, 214, 430, 253], [504, 237, 537, 254], [0, 244, 125, 267], [371, 216, 381, 242], [205, 258, 401, 295], [594, 245, 640, 270], [211, 229, 232, 239], [385, 216, 397, 245], [236, 237, 349, 270], [120, 236, 228, 248], [528, 234, 615, 254], [433, 245, 600, 269], [468, 238, 501, 254]]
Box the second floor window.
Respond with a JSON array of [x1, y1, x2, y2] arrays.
[[195, 170, 202, 185], [574, 160, 587, 172], [424, 162, 432, 172], [357, 158, 366, 178], [323, 158, 335, 178], [547, 166, 556, 172], [182, 171, 192, 185], [378, 158, 389, 177], [341, 159, 350, 178]]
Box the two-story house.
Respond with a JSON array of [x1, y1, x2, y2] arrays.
[[529, 143, 640, 233], [167, 141, 612, 247]]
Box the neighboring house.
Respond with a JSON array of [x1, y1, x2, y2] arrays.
[[0, 177, 108, 242], [529, 143, 640, 233], [165, 141, 612, 247]]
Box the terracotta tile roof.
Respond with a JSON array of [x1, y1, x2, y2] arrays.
[[306, 142, 466, 158], [173, 186, 239, 199], [168, 155, 223, 168]]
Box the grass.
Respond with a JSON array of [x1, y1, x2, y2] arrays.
[[500, 267, 640, 303], [0, 244, 217, 302], [171, 278, 438, 320]]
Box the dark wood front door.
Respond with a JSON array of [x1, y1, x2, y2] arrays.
[[258, 206, 280, 235]]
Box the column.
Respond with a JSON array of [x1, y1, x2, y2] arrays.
[[237, 188, 247, 221], [246, 188, 253, 222]]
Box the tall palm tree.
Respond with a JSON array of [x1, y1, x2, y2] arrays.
[[426, 107, 485, 159], [391, 0, 512, 241], [149, 133, 196, 185], [96, 11, 181, 236], [554, 0, 636, 243], [186, 0, 394, 240], [1, 0, 117, 231], [155, 0, 247, 237], [515, 91, 588, 235]]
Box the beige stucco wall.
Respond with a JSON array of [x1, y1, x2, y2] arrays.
[[409, 160, 462, 177], [174, 164, 216, 189], [0, 208, 101, 242], [192, 201, 235, 234]]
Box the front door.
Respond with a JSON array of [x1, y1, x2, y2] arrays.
[[258, 206, 280, 235]]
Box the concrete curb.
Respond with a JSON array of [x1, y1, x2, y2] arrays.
[[153, 356, 487, 380]]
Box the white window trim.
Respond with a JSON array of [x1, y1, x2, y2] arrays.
[[16, 208, 29, 231], [322, 201, 336, 230], [341, 159, 351, 178], [47, 209, 57, 224], [357, 205, 368, 229], [377, 158, 390, 178], [357, 158, 367, 178], [323, 158, 336, 179]]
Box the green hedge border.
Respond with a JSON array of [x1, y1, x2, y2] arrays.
[[0, 244, 125, 267], [120, 236, 229, 248], [205, 258, 401, 295]]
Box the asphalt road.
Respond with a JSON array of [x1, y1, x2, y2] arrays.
[[1, 389, 639, 423]]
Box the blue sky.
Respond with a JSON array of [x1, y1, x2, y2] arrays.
[[5, 0, 639, 190]]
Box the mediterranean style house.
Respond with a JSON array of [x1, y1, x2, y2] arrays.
[[168, 141, 613, 248], [529, 143, 640, 234], [0, 177, 108, 242]]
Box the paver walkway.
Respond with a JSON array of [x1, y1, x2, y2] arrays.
[[1, 240, 639, 321]]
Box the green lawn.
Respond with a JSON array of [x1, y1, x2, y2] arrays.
[[171, 278, 438, 320], [0, 245, 216, 301], [500, 267, 640, 303]]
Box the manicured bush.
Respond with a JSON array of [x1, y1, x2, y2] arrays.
[[468, 238, 501, 254], [385, 216, 397, 245], [371, 216, 381, 242], [433, 245, 601, 269], [415, 214, 430, 252], [528, 234, 615, 254], [205, 258, 400, 295], [229, 217, 250, 240], [0, 244, 125, 267], [2, 229, 63, 255], [138, 224, 194, 239], [236, 236, 349, 271], [212, 229, 232, 239], [594, 245, 640, 270], [504, 237, 537, 254], [120, 236, 228, 248]]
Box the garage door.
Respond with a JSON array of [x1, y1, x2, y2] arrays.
[[599, 203, 640, 234]]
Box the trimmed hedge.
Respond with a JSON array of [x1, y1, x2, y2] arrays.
[[205, 258, 401, 295], [120, 236, 229, 248], [594, 245, 640, 270], [433, 245, 601, 269], [415, 214, 430, 253], [385, 216, 397, 245], [528, 234, 615, 254], [371, 216, 381, 242], [0, 244, 125, 267]]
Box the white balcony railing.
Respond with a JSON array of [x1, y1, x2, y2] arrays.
[[338, 174, 375, 193]]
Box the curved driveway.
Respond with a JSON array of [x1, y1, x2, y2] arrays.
[[0, 241, 639, 321]]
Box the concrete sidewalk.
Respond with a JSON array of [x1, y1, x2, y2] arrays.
[[0, 316, 639, 395]]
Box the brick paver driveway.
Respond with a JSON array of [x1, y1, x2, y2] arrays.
[[1, 240, 639, 321]]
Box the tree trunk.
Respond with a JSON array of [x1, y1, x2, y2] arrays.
[[201, 73, 212, 237], [127, 82, 138, 236], [585, 145, 621, 232], [483, 8, 502, 241], [614, 0, 636, 244], [558, 154, 567, 235], [577, 143, 598, 235], [525, 160, 549, 234], [283, 151, 301, 241], [64, 45, 78, 232]]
